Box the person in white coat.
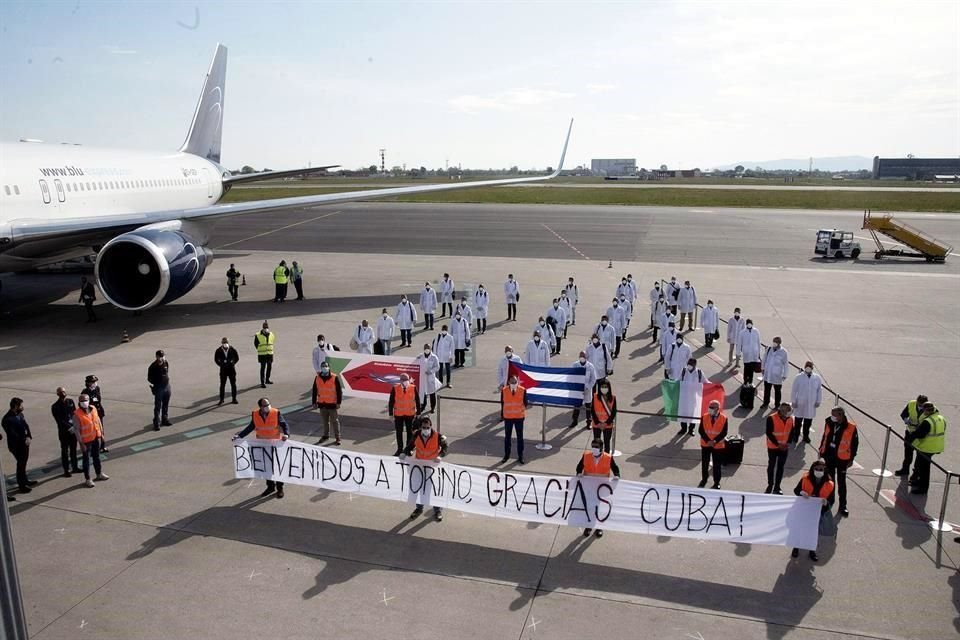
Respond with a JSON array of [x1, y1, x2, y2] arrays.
[[395, 295, 418, 348], [659, 320, 678, 363], [473, 285, 489, 334], [558, 290, 573, 333], [416, 344, 441, 412], [525, 331, 551, 366], [726, 307, 745, 366], [761, 337, 790, 409], [616, 277, 631, 301], [564, 277, 578, 325], [677, 357, 710, 436], [311, 334, 339, 373], [618, 294, 632, 332], [649, 282, 663, 327], [454, 296, 473, 326], [420, 282, 438, 331], [569, 351, 598, 429], [587, 335, 613, 380], [665, 276, 680, 314], [376, 309, 396, 355], [432, 325, 455, 387], [701, 300, 720, 348], [451, 312, 472, 369], [677, 280, 698, 331], [504, 274, 520, 321], [626, 274, 638, 305], [651, 294, 669, 343], [605, 299, 627, 358], [533, 316, 557, 354], [665, 333, 693, 381], [593, 316, 617, 361], [497, 345, 522, 390], [439, 273, 455, 318], [736, 319, 762, 384], [353, 320, 375, 354], [546, 299, 567, 354], [790, 361, 822, 443]]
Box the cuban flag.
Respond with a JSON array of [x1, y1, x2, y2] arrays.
[[509, 362, 586, 408]]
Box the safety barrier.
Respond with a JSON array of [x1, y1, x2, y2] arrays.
[[657, 277, 957, 564]]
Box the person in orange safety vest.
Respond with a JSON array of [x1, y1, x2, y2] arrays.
[[576, 437, 620, 538], [698, 399, 728, 489], [403, 416, 448, 521], [232, 397, 290, 498]]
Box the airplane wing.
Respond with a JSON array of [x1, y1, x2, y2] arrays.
[[7, 119, 572, 248], [222, 165, 341, 185]]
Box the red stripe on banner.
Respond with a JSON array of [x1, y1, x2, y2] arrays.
[[700, 382, 725, 414], [509, 362, 537, 389]]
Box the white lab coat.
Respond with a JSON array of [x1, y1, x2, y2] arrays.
[[504, 279, 520, 304], [666, 342, 693, 380], [439, 278, 455, 303], [791, 371, 823, 419], [564, 283, 578, 307], [649, 287, 663, 311], [420, 287, 438, 314], [547, 305, 567, 338], [665, 281, 680, 305], [678, 367, 709, 423], [660, 328, 678, 361], [572, 359, 598, 405], [677, 286, 697, 314], [417, 352, 442, 398], [619, 298, 633, 321], [616, 282, 631, 300], [432, 333, 455, 363], [653, 303, 670, 329], [473, 291, 489, 319], [606, 305, 627, 334], [376, 315, 396, 341], [726, 316, 745, 345], [533, 321, 557, 350], [354, 325, 375, 354], [736, 327, 762, 362], [762, 345, 790, 384], [525, 338, 551, 366], [558, 297, 572, 326], [586, 342, 612, 376], [593, 322, 617, 353], [627, 279, 638, 302], [451, 317, 471, 349], [498, 354, 522, 388], [395, 301, 418, 330], [701, 305, 720, 335], [454, 303, 473, 325]]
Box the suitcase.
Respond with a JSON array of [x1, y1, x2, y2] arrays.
[[739, 383, 755, 409], [723, 435, 744, 465], [373, 339, 384, 355]]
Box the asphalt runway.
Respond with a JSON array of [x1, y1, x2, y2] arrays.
[[235, 182, 960, 193], [209, 202, 960, 274]]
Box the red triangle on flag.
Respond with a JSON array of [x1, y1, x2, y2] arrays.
[[508, 362, 538, 388]]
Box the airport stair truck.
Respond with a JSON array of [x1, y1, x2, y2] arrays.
[[862, 210, 951, 263]]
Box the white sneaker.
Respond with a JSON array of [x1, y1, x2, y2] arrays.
[[84, 479, 95, 488], [95, 473, 109, 481]]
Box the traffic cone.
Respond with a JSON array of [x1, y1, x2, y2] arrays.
[[607, 259, 613, 269], [241, 275, 246, 286], [121, 330, 130, 343]]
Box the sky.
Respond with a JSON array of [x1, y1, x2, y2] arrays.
[[0, 1, 957, 171]]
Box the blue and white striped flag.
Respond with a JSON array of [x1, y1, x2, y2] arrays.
[[508, 362, 586, 408]]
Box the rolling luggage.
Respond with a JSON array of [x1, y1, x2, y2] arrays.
[[739, 383, 755, 409], [722, 435, 744, 465], [373, 339, 384, 355]]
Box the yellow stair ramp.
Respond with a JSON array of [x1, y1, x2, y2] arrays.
[[862, 212, 952, 258]]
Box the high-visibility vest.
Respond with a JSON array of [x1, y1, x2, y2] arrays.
[[582, 451, 612, 477], [255, 332, 275, 356], [800, 475, 835, 499], [592, 393, 615, 429], [767, 413, 794, 449], [252, 408, 282, 440], [291, 265, 302, 280], [914, 412, 946, 454], [393, 384, 417, 417], [502, 386, 526, 420], [819, 420, 857, 461], [413, 431, 441, 459], [700, 413, 727, 449], [315, 374, 338, 405], [73, 408, 102, 444], [273, 266, 288, 284], [905, 400, 921, 431]]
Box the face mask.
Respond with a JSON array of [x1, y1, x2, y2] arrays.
[[685, 285, 690, 289], [658, 297, 664, 302], [746, 324, 753, 329], [320, 367, 330, 375], [534, 338, 540, 343], [222, 344, 229, 349], [670, 279, 676, 285], [579, 357, 586, 364], [613, 303, 618, 307], [539, 321, 546, 327], [383, 313, 388, 319], [505, 351, 513, 358], [655, 285, 660, 289], [601, 321, 607, 326], [591, 447, 601, 457], [479, 288, 484, 292], [831, 415, 840, 423], [401, 299, 407, 304], [813, 470, 825, 479], [261, 405, 271, 413], [592, 339, 600, 346], [455, 314, 462, 320], [318, 341, 325, 347], [401, 380, 408, 388], [707, 303, 713, 308], [79, 401, 89, 408], [421, 428, 432, 436], [424, 349, 431, 356], [709, 409, 719, 417], [88, 382, 98, 389], [554, 304, 559, 309], [509, 383, 518, 391], [773, 344, 781, 350], [805, 367, 813, 374], [687, 365, 694, 372], [676, 339, 683, 346], [600, 386, 610, 394], [734, 314, 740, 319], [441, 331, 447, 336]]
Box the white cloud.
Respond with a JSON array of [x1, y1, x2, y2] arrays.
[[586, 83, 617, 94], [448, 88, 574, 114]]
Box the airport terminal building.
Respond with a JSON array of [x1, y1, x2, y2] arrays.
[[872, 156, 960, 180], [591, 158, 637, 177]]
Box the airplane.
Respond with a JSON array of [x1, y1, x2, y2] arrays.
[[0, 44, 572, 311]]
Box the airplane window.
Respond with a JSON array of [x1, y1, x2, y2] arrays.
[[66, 184, 71, 192], [14, 185, 20, 195], [3, 186, 9, 196], [98, 182, 103, 190]]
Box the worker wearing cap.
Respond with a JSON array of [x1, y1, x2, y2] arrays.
[[905, 402, 946, 495], [895, 394, 928, 478], [232, 397, 290, 498], [576, 437, 621, 538], [147, 350, 172, 430]]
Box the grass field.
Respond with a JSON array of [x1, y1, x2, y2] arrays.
[[222, 185, 960, 212]]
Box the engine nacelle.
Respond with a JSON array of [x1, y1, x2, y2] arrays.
[[95, 229, 213, 310]]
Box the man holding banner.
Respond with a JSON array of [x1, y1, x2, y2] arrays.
[[403, 416, 448, 520], [576, 437, 621, 538], [500, 375, 529, 465], [233, 398, 290, 498]]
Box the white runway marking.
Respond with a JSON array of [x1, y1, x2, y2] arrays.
[[216, 210, 342, 248], [380, 589, 395, 606], [541, 224, 591, 261]]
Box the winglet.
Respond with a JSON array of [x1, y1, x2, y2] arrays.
[[551, 118, 574, 177]]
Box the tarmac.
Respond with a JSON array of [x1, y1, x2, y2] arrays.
[[1, 202, 958, 639]]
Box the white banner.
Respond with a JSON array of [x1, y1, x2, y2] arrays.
[[232, 440, 822, 549]]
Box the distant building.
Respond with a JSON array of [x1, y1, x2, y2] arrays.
[[651, 168, 702, 179], [591, 158, 637, 177], [873, 157, 960, 180]]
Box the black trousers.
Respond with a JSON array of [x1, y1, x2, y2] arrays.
[[394, 416, 414, 451], [265, 479, 284, 491], [152, 385, 171, 425], [743, 361, 760, 385], [704, 331, 715, 347], [59, 431, 79, 472], [766, 449, 788, 490], [504, 419, 525, 458], [84, 301, 97, 321], [476, 319, 487, 333], [438, 362, 452, 385], [219, 370, 237, 402], [652, 325, 659, 342], [454, 349, 466, 367], [400, 329, 412, 346], [424, 393, 437, 412], [900, 430, 915, 471], [258, 356, 273, 384], [293, 279, 304, 300], [425, 313, 435, 330], [913, 452, 933, 491], [9, 444, 29, 489], [507, 303, 517, 320], [555, 337, 563, 354], [614, 336, 622, 358], [825, 457, 849, 509], [274, 283, 283, 302], [228, 284, 239, 300], [592, 427, 613, 453], [790, 418, 813, 443], [441, 302, 452, 317], [570, 407, 592, 427], [762, 382, 783, 408], [701, 447, 722, 484]]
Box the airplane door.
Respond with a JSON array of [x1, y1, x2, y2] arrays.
[[38, 179, 52, 204], [54, 179, 66, 202], [201, 168, 214, 198]]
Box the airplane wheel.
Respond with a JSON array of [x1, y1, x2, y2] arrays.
[[874, 251, 883, 260], [834, 251, 844, 259]]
